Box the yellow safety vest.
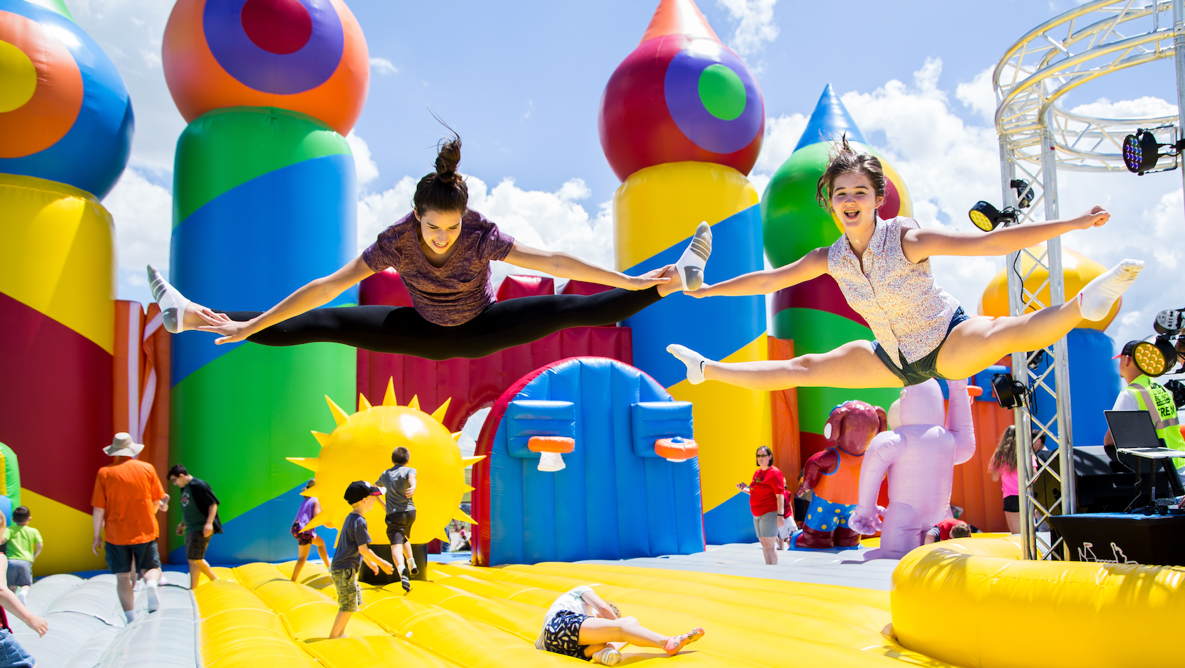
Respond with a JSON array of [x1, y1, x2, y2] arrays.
[[1127, 375, 1185, 469]]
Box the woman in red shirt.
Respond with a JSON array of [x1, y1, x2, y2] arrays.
[[737, 446, 785, 565]]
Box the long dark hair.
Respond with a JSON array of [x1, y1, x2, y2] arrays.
[[413, 116, 468, 215], [815, 133, 887, 210], [990, 426, 1018, 475]]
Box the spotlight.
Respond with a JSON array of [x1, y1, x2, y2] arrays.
[[969, 201, 1019, 232], [1121, 127, 1185, 176], [1010, 179, 1034, 209], [1131, 338, 1178, 377], [991, 372, 1029, 410]]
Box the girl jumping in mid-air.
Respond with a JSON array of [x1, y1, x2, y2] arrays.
[[148, 133, 712, 358], [667, 136, 1142, 390]]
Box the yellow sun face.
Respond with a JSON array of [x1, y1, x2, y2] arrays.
[[288, 379, 481, 544]]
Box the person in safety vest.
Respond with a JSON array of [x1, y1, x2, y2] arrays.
[[1104, 339, 1185, 485]]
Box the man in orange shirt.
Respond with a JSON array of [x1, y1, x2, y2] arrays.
[[91, 433, 170, 622]]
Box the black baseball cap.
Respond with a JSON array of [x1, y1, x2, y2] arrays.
[[344, 481, 382, 505], [1112, 340, 1140, 360]]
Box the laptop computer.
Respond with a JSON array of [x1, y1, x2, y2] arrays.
[[1104, 410, 1185, 501]]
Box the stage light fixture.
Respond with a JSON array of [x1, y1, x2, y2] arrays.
[[1122, 127, 1184, 176], [968, 201, 1019, 232], [991, 372, 1029, 410]]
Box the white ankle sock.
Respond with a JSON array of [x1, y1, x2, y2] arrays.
[[1078, 258, 1143, 320], [675, 222, 712, 291], [666, 344, 707, 385], [125, 610, 136, 623], [147, 264, 191, 334]]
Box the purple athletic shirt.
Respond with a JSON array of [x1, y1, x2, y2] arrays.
[[294, 497, 317, 528], [361, 210, 516, 326]]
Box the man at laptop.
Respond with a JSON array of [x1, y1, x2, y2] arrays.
[[1104, 339, 1185, 486]]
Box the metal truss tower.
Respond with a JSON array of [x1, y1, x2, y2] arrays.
[[992, 0, 1185, 559]]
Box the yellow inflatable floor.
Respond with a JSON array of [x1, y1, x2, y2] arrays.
[[196, 559, 958, 667]]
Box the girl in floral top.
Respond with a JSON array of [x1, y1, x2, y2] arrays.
[[668, 135, 1142, 389]]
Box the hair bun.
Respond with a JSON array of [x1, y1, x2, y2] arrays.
[[435, 137, 462, 184]]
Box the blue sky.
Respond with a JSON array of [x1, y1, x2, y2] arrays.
[[69, 0, 1185, 352]]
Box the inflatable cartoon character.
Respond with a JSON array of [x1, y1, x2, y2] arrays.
[[849, 379, 976, 559], [792, 400, 886, 550]]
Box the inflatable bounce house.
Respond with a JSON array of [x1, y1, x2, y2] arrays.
[[5, 1, 1184, 667]]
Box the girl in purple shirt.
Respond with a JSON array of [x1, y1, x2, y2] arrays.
[[667, 135, 1142, 391], [148, 134, 711, 359]]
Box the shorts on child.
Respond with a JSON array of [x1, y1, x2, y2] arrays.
[[804, 497, 856, 532], [5, 560, 32, 588], [0, 628, 34, 668], [385, 510, 416, 545], [873, 307, 968, 386], [752, 511, 778, 538], [290, 521, 315, 547], [331, 566, 362, 613], [542, 610, 591, 660], [105, 540, 161, 574], [185, 531, 211, 561], [1003, 495, 1020, 513]]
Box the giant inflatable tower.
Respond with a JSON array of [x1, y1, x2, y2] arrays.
[[162, 0, 368, 562], [0, 0, 133, 574], [762, 85, 913, 463], [599, 0, 769, 542]]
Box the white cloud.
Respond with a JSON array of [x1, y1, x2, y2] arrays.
[[1069, 96, 1177, 119], [955, 65, 996, 124], [716, 0, 778, 58], [753, 112, 808, 175], [104, 168, 173, 287], [369, 57, 398, 75], [346, 132, 380, 186]]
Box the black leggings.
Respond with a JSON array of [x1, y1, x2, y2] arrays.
[[229, 287, 663, 360]]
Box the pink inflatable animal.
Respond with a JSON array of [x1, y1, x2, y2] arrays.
[[848, 379, 975, 559], [792, 400, 886, 550]]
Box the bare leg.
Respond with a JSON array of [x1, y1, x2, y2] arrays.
[[329, 611, 351, 639], [1005, 511, 1020, 534], [937, 258, 1143, 379], [578, 616, 668, 650], [758, 537, 777, 565], [199, 560, 218, 584], [116, 573, 135, 612], [315, 535, 330, 567], [292, 544, 311, 582], [672, 340, 904, 391], [187, 560, 201, 590]]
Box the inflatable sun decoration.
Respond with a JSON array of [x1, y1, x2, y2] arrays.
[[288, 379, 481, 544]]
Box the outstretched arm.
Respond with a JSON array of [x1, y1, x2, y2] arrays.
[[196, 257, 375, 344], [849, 433, 906, 535], [902, 206, 1110, 263], [945, 379, 976, 465], [687, 247, 828, 299], [797, 448, 838, 496], [504, 243, 670, 291]]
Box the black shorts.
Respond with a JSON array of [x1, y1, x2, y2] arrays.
[[543, 610, 591, 660], [1003, 495, 1020, 513], [386, 509, 416, 545], [873, 307, 968, 386], [185, 531, 211, 560], [105, 540, 161, 574]]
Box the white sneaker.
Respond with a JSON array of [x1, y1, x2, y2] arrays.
[[147, 264, 191, 334], [146, 584, 160, 613], [591, 647, 621, 666], [675, 222, 712, 291]]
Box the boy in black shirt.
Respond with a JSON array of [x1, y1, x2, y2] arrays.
[[168, 464, 222, 589], [329, 481, 393, 639]]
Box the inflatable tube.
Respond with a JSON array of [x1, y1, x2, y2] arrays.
[[892, 537, 1185, 668]]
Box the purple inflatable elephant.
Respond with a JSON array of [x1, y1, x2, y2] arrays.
[[848, 378, 976, 559]]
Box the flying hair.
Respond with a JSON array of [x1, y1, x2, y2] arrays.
[[815, 133, 887, 210], [413, 111, 469, 215]]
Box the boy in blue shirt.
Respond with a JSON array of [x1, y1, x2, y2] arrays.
[[329, 481, 393, 639]]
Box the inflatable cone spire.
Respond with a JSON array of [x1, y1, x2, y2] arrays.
[[599, 0, 763, 179], [795, 83, 868, 151], [639, 0, 720, 44]]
